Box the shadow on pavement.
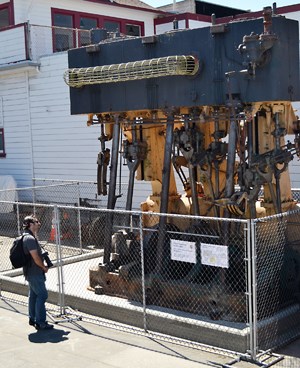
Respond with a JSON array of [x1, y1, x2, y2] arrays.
[[28, 328, 70, 343]]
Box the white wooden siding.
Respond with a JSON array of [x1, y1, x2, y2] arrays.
[[0, 71, 33, 187], [28, 53, 99, 182], [0, 26, 26, 65]]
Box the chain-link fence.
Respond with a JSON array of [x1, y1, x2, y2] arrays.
[[1, 196, 300, 364], [254, 210, 300, 353], [1, 178, 128, 209]]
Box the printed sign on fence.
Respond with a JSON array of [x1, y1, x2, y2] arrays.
[[200, 243, 229, 268], [170, 239, 197, 263]]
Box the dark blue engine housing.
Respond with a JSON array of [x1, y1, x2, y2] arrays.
[[67, 15, 300, 115]]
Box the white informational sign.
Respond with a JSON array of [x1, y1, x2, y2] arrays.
[[200, 243, 229, 268], [170, 239, 197, 264]]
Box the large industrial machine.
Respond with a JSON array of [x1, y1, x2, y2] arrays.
[[64, 7, 300, 320]]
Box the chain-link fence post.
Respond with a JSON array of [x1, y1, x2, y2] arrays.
[[53, 205, 65, 315], [247, 219, 258, 361], [16, 202, 21, 236], [76, 182, 83, 252], [139, 212, 147, 332]]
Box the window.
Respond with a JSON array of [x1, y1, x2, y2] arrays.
[[53, 13, 74, 52], [0, 129, 6, 157], [0, 4, 9, 28], [126, 24, 141, 36], [0, 8, 9, 28]]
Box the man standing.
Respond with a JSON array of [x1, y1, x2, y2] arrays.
[[22, 215, 53, 330]]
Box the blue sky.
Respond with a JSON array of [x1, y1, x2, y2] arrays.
[[143, 0, 297, 11]]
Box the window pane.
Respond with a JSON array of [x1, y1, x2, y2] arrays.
[[54, 13, 73, 28], [126, 24, 141, 36], [0, 8, 9, 28], [104, 21, 120, 33], [80, 17, 97, 30], [80, 17, 97, 46], [54, 29, 74, 51], [53, 14, 74, 52]]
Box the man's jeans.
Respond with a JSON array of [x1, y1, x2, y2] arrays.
[[27, 274, 48, 325]]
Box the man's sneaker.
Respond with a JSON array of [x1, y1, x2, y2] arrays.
[[35, 322, 54, 330], [29, 318, 35, 327]]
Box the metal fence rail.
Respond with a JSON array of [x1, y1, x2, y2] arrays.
[[1, 197, 300, 365]]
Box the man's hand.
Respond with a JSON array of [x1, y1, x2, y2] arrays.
[[29, 249, 48, 272]]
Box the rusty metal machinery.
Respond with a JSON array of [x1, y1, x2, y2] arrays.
[[65, 7, 300, 321]]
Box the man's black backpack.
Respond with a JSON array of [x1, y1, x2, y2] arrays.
[[9, 235, 31, 269]]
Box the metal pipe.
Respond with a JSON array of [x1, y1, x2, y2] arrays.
[[103, 117, 121, 264], [107, 117, 121, 210], [155, 115, 174, 273], [275, 172, 282, 213], [274, 112, 282, 212], [189, 165, 200, 216], [248, 118, 254, 166], [125, 159, 140, 212], [224, 115, 237, 199]]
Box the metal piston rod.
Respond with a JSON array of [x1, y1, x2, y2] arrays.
[[103, 117, 121, 265], [155, 114, 175, 274]]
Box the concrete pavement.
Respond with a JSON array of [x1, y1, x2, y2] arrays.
[[0, 297, 299, 368]]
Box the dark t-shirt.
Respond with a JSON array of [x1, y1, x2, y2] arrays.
[[22, 230, 44, 280]]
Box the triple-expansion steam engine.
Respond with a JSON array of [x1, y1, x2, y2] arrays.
[[64, 7, 300, 320]]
